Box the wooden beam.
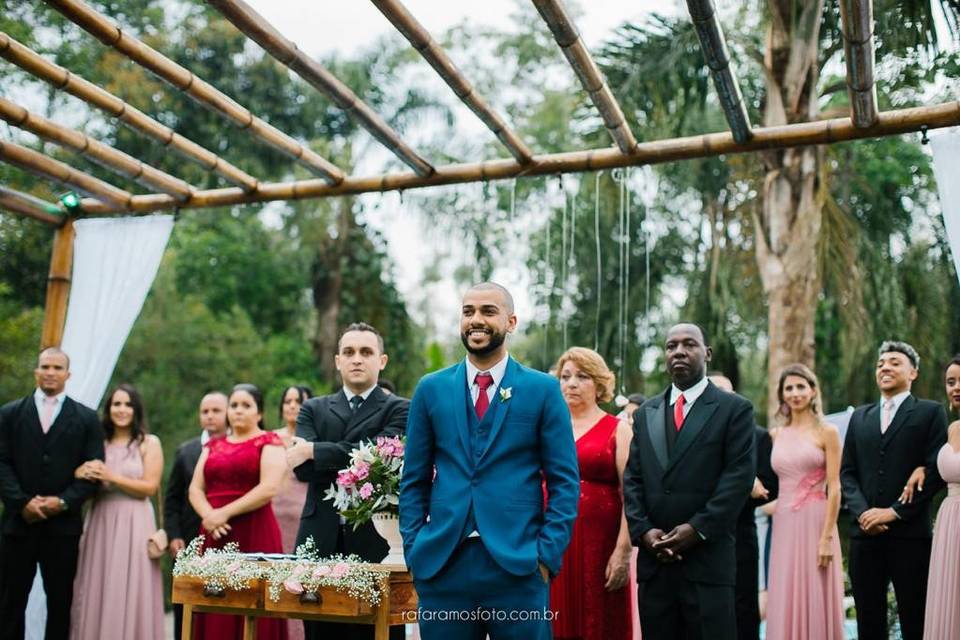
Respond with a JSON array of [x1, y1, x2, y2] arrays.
[[370, 0, 533, 164], [207, 0, 435, 177], [40, 217, 75, 349], [0, 139, 133, 209], [45, 0, 345, 184], [531, 0, 637, 154], [839, 0, 878, 128], [0, 97, 194, 201], [0, 185, 64, 225], [686, 0, 753, 143], [74, 101, 960, 215], [0, 31, 259, 192]]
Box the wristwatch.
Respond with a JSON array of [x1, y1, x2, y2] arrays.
[[58, 497, 68, 512]]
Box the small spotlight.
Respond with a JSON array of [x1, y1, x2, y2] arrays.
[[59, 191, 81, 212]]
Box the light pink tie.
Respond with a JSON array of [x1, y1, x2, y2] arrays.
[[41, 396, 56, 433], [880, 399, 895, 434]]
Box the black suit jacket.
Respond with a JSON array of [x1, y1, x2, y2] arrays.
[[738, 427, 778, 528], [164, 435, 204, 542], [840, 394, 948, 538], [624, 382, 756, 585], [0, 395, 104, 536], [293, 387, 408, 557]]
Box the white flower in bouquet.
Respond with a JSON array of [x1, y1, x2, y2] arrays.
[[324, 435, 405, 529]]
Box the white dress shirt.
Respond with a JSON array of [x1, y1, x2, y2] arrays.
[[879, 390, 911, 425], [34, 388, 66, 427], [465, 353, 509, 404], [669, 376, 710, 417], [343, 384, 377, 406]]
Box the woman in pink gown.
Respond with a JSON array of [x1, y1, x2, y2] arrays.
[[189, 383, 287, 640], [922, 358, 960, 640], [272, 385, 311, 640], [765, 364, 845, 640], [70, 384, 165, 640], [550, 347, 634, 640]]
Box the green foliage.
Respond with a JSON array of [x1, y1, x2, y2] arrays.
[[0, 284, 42, 403]]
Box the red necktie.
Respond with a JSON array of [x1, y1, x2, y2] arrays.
[[475, 373, 494, 420], [674, 393, 686, 432]]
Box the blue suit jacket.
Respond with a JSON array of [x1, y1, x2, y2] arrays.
[[399, 357, 580, 581]]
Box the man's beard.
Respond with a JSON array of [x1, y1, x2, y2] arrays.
[[461, 327, 507, 356]]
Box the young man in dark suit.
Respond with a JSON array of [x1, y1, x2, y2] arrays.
[[624, 324, 756, 640], [0, 348, 104, 640], [841, 340, 948, 640], [164, 390, 228, 640], [285, 322, 408, 640]]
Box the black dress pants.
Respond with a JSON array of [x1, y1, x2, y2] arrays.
[[0, 534, 81, 640], [849, 535, 931, 640], [637, 564, 736, 640]]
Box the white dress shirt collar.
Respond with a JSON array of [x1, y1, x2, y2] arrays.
[[465, 353, 509, 392], [670, 376, 709, 408], [343, 385, 378, 403], [880, 390, 911, 415]]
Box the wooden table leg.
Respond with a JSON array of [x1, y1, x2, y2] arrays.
[[181, 604, 193, 640], [242, 614, 258, 640], [374, 576, 391, 640]]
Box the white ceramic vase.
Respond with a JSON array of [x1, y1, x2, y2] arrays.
[[371, 512, 405, 568]]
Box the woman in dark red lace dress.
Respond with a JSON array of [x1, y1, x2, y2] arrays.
[[189, 383, 287, 640], [551, 347, 634, 640]]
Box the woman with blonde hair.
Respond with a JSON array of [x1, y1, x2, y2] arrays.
[[549, 347, 634, 640], [765, 364, 844, 640]]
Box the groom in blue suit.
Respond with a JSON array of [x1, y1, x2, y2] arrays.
[[400, 282, 580, 639]]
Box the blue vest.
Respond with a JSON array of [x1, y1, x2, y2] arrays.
[[462, 383, 499, 539]]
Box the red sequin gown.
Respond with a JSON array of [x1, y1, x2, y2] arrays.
[[193, 432, 287, 640], [550, 413, 632, 640]]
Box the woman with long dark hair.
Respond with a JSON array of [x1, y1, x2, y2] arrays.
[[189, 383, 287, 640], [70, 384, 165, 640], [272, 385, 312, 554]]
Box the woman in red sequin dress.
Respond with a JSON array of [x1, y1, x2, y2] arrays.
[[550, 347, 634, 640], [189, 383, 288, 640]]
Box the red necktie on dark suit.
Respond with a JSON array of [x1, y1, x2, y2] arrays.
[[674, 393, 686, 432]]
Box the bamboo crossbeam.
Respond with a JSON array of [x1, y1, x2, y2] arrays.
[[839, 0, 878, 128], [0, 97, 194, 201], [686, 0, 753, 143], [0, 185, 64, 225], [0, 138, 133, 208], [370, 0, 533, 164], [207, 0, 435, 177], [67, 101, 959, 216], [45, 0, 344, 184], [0, 32, 259, 192], [531, 0, 637, 154]]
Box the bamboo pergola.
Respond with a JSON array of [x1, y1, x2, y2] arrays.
[[0, 0, 956, 345]]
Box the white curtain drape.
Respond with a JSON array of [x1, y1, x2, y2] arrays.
[[931, 130, 960, 286], [25, 215, 173, 640], [60, 215, 174, 410]]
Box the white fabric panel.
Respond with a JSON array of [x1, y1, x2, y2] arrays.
[[931, 130, 960, 286], [60, 215, 174, 410]]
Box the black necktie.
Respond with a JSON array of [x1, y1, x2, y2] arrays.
[[349, 395, 363, 412]]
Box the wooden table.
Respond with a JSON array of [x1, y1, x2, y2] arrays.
[[172, 565, 416, 640]]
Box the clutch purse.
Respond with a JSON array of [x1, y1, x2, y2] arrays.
[[147, 529, 169, 560]]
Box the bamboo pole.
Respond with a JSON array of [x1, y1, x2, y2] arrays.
[[0, 31, 259, 192], [0, 186, 64, 225], [370, 0, 533, 164], [531, 0, 637, 154], [0, 139, 133, 209], [839, 0, 878, 128], [40, 217, 75, 349], [686, 0, 753, 143], [0, 96, 194, 201], [45, 0, 344, 184], [71, 101, 960, 215], [206, 0, 434, 177]]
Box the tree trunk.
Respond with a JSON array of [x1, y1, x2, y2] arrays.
[[311, 197, 352, 384], [755, 0, 826, 422]]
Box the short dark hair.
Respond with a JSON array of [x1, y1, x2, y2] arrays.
[[878, 340, 920, 369], [378, 378, 396, 394], [38, 346, 70, 369], [338, 322, 384, 353], [467, 282, 515, 313], [668, 323, 709, 347]]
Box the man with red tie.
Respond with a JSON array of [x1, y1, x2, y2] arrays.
[[623, 323, 756, 640], [0, 348, 104, 640]]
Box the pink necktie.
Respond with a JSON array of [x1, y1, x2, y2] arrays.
[[881, 399, 895, 434], [41, 396, 56, 433]]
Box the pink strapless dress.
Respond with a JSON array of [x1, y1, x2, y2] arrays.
[[765, 427, 845, 640], [923, 443, 960, 640]]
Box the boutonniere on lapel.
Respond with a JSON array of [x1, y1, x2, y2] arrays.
[[499, 387, 513, 403]]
